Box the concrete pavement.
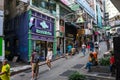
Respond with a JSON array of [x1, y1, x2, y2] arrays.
[[10, 42, 115, 80]]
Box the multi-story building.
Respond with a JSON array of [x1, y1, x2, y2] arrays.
[[2, 0, 105, 62], [3, 0, 76, 62]]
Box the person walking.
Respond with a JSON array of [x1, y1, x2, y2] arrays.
[[67, 44, 72, 56], [81, 43, 86, 56], [110, 53, 115, 76], [0, 59, 10, 80], [87, 44, 90, 53], [94, 41, 99, 54], [57, 46, 61, 58], [30, 50, 40, 80], [46, 48, 53, 70]]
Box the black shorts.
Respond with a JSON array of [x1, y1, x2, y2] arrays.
[[95, 47, 99, 49]]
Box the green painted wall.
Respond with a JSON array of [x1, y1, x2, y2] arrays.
[[53, 19, 57, 57], [28, 10, 32, 61], [0, 37, 3, 56]]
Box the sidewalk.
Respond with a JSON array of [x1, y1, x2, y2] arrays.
[[10, 54, 115, 80], [5, 42, 116, 80], [10, 56, 64, 76]]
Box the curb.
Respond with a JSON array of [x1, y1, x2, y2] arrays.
[[84, 73, 115, 80], [11, 56, 64, 76]]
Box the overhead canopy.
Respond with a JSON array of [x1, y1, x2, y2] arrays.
[[111, 0, 120, 12]]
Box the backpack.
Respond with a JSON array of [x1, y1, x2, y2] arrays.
[[33, 53, 40, 63]]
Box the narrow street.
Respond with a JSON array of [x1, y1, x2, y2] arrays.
[[11, 42, 107, 80]]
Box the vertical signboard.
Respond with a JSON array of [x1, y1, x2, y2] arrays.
[[97, 4, 102, 28]]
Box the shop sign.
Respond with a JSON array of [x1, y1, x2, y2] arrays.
[[31, 10, 55, 41], [35, 19, 54, 36], [77, 29, 85, 35], [76, 0, 95, 19], [36, 29, 52, 36], [31, 34, 54, 42], [97, 4, 102, 28]]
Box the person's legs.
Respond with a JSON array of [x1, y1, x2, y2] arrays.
[[35, 64, 39, 79], [46, 60, 51, 69], [85, 62, 93, 71], [82, 49, 85, 56], [31, 63, 36, 80]]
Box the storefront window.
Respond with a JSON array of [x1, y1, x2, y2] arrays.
[[32, 0, 56, 15]]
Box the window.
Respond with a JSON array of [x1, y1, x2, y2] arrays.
[[32, 0, 56, 14]]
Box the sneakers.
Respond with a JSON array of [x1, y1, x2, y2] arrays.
[[31, 78, 34, 80]]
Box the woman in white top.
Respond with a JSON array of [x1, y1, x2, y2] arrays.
[[82, 43, 86, 56], [46, 48, 52, 70]]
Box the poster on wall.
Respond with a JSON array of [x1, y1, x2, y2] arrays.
[[0, 10, 3, 36]]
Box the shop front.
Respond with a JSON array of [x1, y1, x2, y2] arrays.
[[30, 10, 55, 60], [65, 22, 77, 50]]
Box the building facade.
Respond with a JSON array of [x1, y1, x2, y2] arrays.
[[2, 0, 105, 62]]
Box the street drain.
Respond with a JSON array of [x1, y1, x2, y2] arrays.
[[60, 70, 76, 77], [72, 64, 84, 69]]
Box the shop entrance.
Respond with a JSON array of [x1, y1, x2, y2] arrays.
[[32, 40, 53, 61]]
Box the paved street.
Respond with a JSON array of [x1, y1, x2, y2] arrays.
[[11, 42, 107, 80]]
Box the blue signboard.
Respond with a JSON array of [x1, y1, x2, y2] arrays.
[[97, 4, 102, 28], [31, 10, 55, 42], [76, 0, 95, 19]]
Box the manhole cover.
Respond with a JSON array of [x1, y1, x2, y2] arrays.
[[60, 70, 76, 77], [72, 64, 84, 69], [97, 73, 110, 77]]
